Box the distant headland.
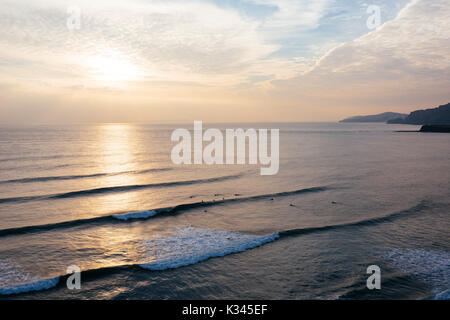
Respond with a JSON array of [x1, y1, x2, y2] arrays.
[[387, 103, 450, 125], [340, 102, 450, 126], [339, 112, 407, 123]]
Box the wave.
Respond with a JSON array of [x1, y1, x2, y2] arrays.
[[385, 248, 450, 299], [340, 245, 450, 300], [4, 188, 433, 240], [0, 259, 60, 296], [0, 227, 278, 296], [0, 173, 242, 204], [0, 152, 132, 164], [434, 289, 450, 300], [0, 215, 115, 237], [278, 201, 431, 238], [112, 186, 328, 221], [0, 155, 72, 163], [113, 210, 158, 221], [139, 226, 279, 270], [0, 277, 59, 295], [0, 186, 328, 237], [0, 168, 173, 185], [0, 203, 437, 296]]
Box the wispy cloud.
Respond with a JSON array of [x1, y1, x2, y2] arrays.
[[244, 0, 331, 28], [0, 0, 448, 123], [271, 0, 450, 113], [0, 0, 407, 88]]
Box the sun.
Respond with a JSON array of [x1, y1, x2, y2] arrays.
[[84, 51, 145, 82]]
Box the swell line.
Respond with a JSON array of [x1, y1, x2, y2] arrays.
[[0, 186, 328, 238], [0, 173, 242, 204], [0, 264, 134, 296], [0, 154, 72, 163], [0, 168, 173, 185], [0, 201, 434, 296], [278, 200, 432, 238]]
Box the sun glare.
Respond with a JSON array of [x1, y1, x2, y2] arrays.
[[85, 52, 145, 82]]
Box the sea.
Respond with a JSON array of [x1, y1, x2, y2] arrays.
[[0, 122, 448, 300]]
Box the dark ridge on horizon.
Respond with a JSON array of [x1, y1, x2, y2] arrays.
[[340, 112, 408, 123], [388, 102, 450, 125]]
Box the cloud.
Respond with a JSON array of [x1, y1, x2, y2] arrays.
[[244, 0, 331, 29], [0, 0, 448, 123], [272, 0, 450, 111], [0, 0, 416, 90], [0, 0, 280, 86]]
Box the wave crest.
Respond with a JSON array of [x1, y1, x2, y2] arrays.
[[0, 277, 59, 295], [139, 226, 279, 271]]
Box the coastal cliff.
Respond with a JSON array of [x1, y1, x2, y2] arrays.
[[340, 112, 407, 123], [388, 103, 450, 125], [420, 125, 450, 132]]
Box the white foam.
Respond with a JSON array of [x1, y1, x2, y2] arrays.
[[113, 210, 157, 221], [0, 260, 59, 295], [434, 289, 450, 300], [139, 226, 279, 271], [0, 277, 59, 295], [385, 248, 450, 298]]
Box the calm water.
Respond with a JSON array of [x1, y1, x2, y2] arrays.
[[0, 122, 449, 299]]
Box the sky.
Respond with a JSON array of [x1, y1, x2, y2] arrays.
[[0, 0, 448, 124]]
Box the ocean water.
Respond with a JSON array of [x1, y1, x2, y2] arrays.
[[0, 122, 449, 299]]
